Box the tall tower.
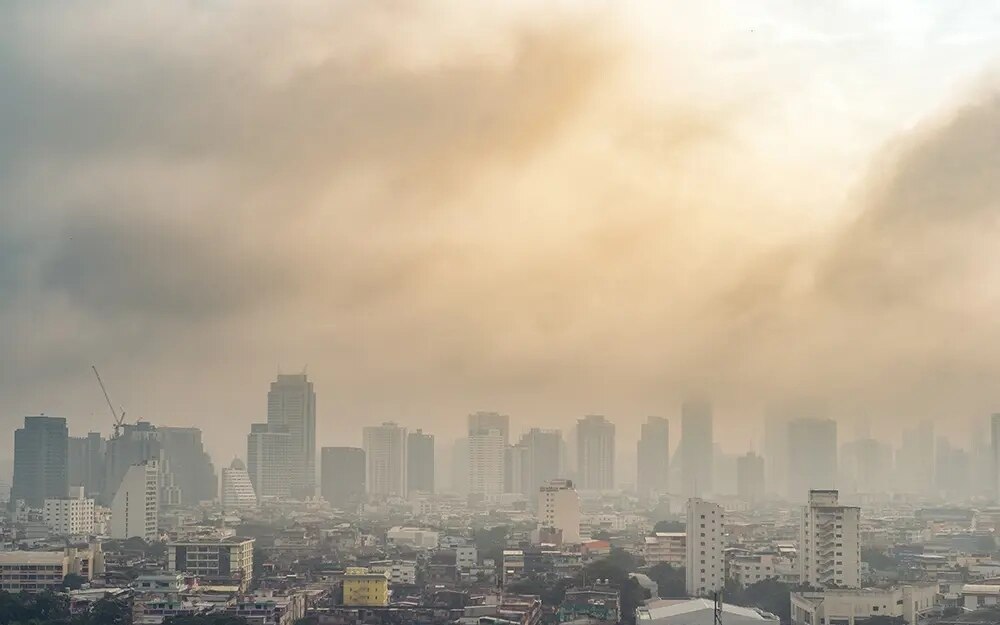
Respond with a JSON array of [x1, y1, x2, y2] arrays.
[[990, 414, 1000, 502], [518, 429, 562, 495], [787, 418, 838, 501], [246, 423, 292, 499], [467, 412, 508, 496], [680, 401, 713, 497], [267, 373, 316, 498], [407, 430, 435, 494], [736, 451, 765, 503], [637, 416, 670, 498], [12, 416, 69, 507], [321, 447, 366, 506], [363, 422, 407, 498], [576, 415, 615, 491]]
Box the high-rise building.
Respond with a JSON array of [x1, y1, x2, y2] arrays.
[[12, 416, 69, 508], [787, 418, 838, 501], [637, 417, 670, 498], [798, 490, 860, 588], [935, 437, 970, 501], [537, 479, 581, 545], [104, 421, 162, 506], [44, 486, 95, 536], [736, 452, 765, 503], [321, 447, 366, 506], [158, 427, 217, 504], [267, 373, 317, 498], [450, 437, 469, 495], [407, 430, 435, 494], [577, 415, 615, 491], [110, 460, 159, 540], [685, 498, 725, 597], [505, 444, 528, 494], [468, 412, 510, 445], [468, 427, 505, 495], [246, 423, 292, 499], [896, 422, 934, 496], [363, 422, 407, 498], [990, 414, 1000, 502], [841, 438, 890, 495], [680, 401, 713, 497], [519, 429, 562, 495], [68, 433, 105, 500], [220, 459, 258, 509], [763, 414, 789, 499]]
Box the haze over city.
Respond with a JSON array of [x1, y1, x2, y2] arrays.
[[5, 2, 1000, 475]]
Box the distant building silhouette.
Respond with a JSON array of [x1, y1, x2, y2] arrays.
[[363, 422, 407, 498], [267, 373, 316, 498], [680, 401, 713, 497], [246, 423, 292, 499], [637, 416, 669, 498], [576, 415, 615, 491], [407, 430, 435, 494], [787, 417, 837, 500], [736, 451, 765, 503], [12, 416, 69, 507], [321, 447, 366, 506]]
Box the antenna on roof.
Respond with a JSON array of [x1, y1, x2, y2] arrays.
[[714, 591, 723, 625]]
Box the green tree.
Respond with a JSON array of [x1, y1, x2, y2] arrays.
[[62, 573, 87, 590], [724, 579, 793, 623], [861, 548, 896, 571], [647, 563, 685, 598]]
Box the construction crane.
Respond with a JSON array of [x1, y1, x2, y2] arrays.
[[92, 365, 126, 438]]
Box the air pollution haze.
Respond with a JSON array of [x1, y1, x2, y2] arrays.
[[3, 1, 1000, 476]]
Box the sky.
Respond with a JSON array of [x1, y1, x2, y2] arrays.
[[4, 1, 1000, 481]]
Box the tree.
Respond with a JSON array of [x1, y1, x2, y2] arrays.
[[619, 577, 651, 625], [725, 579, 793, 623], [63, 573, 87, 590], [861, 548, 896, 571], [647, 563, 685, 598], [653, 521, 684, 533]]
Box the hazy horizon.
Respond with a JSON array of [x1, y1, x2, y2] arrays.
[[5, 2, 1000, 475]]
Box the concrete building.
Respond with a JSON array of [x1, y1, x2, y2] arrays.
[[637, 417, 670, 499], [518, 428, 562, 495], [343, 567, 389, 606], [167, 536, 255, 591], [737, 452, 765, 503], [364, 422, 408, 498], [644, 533, 687, 567], [156, 426, 218, 505], [369, 559, 417, 585], [110, 460, 159, 540], [729, 552, 796, 587], [679, 401, 714, 498], [638, 598, 779, 625], [457, 546, 478, 570], [67, 432, 105, 500], [320, 447, 366, 507], [992, 414, 1000, 502], [43, 486, 95, 536], [267, 373, 316, 498], [798, 490, 861, 589], [220, 458, 258, 509], [387, 526, 439, 549], [468, 427, 505, 495], [468, 411, 510, 445], [685, 498, 725, 598], [896, 422, 935, 497], [577, 415, 615, 491], [247, 423, 292, 499], [407, 429, 435, 494], [788, 418, 838, 501], [11, 415, 69, 508], [0, 545, 104, 592], [537, 479, 581, 545], [791, 585, 937, 625]]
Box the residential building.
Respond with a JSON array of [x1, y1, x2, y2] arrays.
[[228, 594, 306, 625], [736, 452, 765, 503], [320, 447, 366, 506], [637, 417, 670, 498], [369, 560, 417, 585], [11, 415, 69, 508], [896, 422, 935, 496], [0, 545, 104, 592], [468, 411, 510, 445], [156, 426, 218, 504], [729, 552, 795, 587], [519, 429, 562, 495], [110, 460, 159, 540], [798, 490, 861, 588], [266, 373, 317, 498], [788, 418, 838, 501], [343, 567, 389, 606], [364, 422, 408, 497], [387, 526, 439, 549], [680, 401, 713, 497], [468, 427, 505, 495], [791, 585, 938, 625], [43, 486, 95, 536], [167, 536, 255, 591], [457, 546, 478, 570], [559, 585, 620, 624], [764, 414, 789, 499], [407, 429, 435, 494], [685, 498, 725, 597], [67, 432, 105, 500], [638, 598, 779, 625], [643, 533, 686, 567], [220, 458, 258, 509], [577, 415, 615, 491], [537, 479, 581, 545], [247, 423, 292, 499]]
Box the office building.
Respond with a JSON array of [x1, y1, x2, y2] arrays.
[[798, 490, 860, 588], [220, 459, 258, 509], [43, 486, 95, 536], [505, 443, 529, 494], [685, 498, 725, 597], [11, 415, 69, 508], [267, 373, 317, 498], [637, 417, 670, 498], [110, 460, 159, 540], [577, 415, 615, 491], [407, 429, 435, 493], [841, 438, 890, 495], [343, 567, 390, 606], [103, 421, 162, 506], [321, 447, 366, 506], [68, 432, 105, 500], [537, 479, 581, 545], [468, 427, 505, 495], [0, 545, 104, 593], [451, 437, 469, 495], [896, 422, 934, 496], [519, 428, 562, 495], [736, 452, 765, 503], [764, 415, 789, 499], [247, 423, 292, 499], [363, 422, 407, 497], [167, 536, 255, 591], [468, 411, 510, 445], [787, 418, 838, 501], [680, 401, 713, 497], [643, 532, 686, 567], [157, 427, 218, 504]]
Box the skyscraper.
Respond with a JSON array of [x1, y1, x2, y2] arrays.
[[220, 459, 258, 509], [680, 401, 713, 497], [798, 490, 860, 588], [407, 430, 435, 494], [68, 432, 105, 500], [736, 451, 765, 503], [896, 421, 934, 496], [990, 414, 1000, 502], [321, 447, 366, 506], [158, 427, 218, 504], [267, 373, 317, 498], [468, 427, 505, 495], [516, 428, 562, 495], [637, 416, 670, 498], [787, 418, 838, 500], [12, 416, 69, 507], [450, 437, 469, 495], [468, 412, 509, 445], [763, 414, 789, 499], [246, 423, 292, 499], [576, 415, 615, 491], [363, 422, 407, 498]]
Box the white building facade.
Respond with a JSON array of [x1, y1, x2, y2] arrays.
[[798, 490, 861, 588], [685, 498, 725, 597], [111, 460, 159, 540], [363, 423, 408, 498], [468, 428, 505, 495], [537, 479, 581, 544], [44, 486, 95, 536], [221, 459, 258, 509]]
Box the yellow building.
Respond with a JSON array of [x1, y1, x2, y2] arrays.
[[343, 567, 389, 606]]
